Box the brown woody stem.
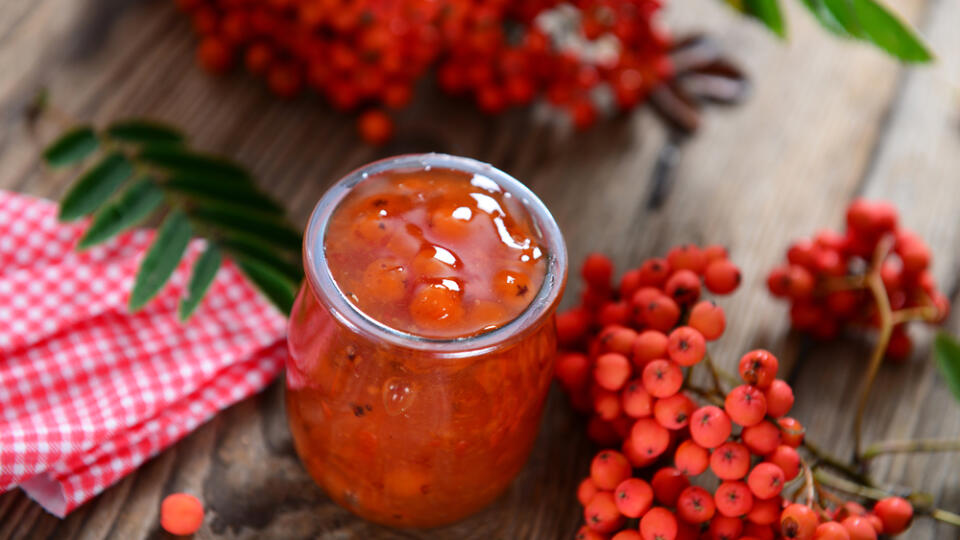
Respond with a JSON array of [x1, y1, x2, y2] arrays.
[[862, 438, 960, 460], [814, 469, 960, 527], [802, 440, 874, 486]]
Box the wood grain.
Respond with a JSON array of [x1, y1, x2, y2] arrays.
[[1, 0, 959, 538]]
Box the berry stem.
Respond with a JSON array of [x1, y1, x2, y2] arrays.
[[802, 440, 874, 486], [853, 236, 896, 463], [862, 438, 960, 460], [800, 457, 816, 507], [701, 351, 729, 394], [891, 303, 939, 325], [813, 469, 960, 527]]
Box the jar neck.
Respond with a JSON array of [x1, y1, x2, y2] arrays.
[[303, 153, 568, 357]]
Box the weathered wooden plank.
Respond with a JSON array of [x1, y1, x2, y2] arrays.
[[2, 0, 957, 537]]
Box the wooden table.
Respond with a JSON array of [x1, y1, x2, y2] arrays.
[[2, 0, 959, 538]]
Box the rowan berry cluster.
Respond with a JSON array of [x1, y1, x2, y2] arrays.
[[174, 0, 671, 143], [559, 248, 920, 539], [767, 199, 948, 360]]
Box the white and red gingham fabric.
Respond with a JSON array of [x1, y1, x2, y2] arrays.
[[0, 190, 288, 517]]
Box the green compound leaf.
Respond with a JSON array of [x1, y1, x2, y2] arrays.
[[106, 120, 185, 145], [220, 233, 303, 283], [129, 209, 193, 311], [849, 0, 933, 62], [235, 257, 298, 315], [799, 0, 852, 36], [744, 0, 786, 37], [934, 333, 960, 404], [43, 126, 99, 167], [165, 174, 284, 215], [190, 202, 302, 253], [58, 152, 134, 221], [138, 144, 252, 183], [78, 177, 165, 249], [179, 244, 222, 321]]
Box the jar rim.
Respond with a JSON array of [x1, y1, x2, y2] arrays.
[[303, 153, 568, 356]]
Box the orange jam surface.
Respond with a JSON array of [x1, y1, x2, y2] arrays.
[[324, 167, 547, 338]]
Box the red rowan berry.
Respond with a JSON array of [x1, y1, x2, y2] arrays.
[[676, 519, 700, 540], [642, 360, 683, 398], [615, 478, 654, 518], [833, 502, 867, 521], [885, 326, 912, 361], [633, 330, 669, 369], [787, 265, 814, 299], [599, 301, 632, 328], [638, 293, 681, 332], [576, 526, 608, 540], [690, 406, 732, 448], [594, 388, 622, 421], [767, 265, 792, 297], [704, 259, 741, 295], [556, 352, 590, 391], [703, 244, 729, 263], [637, 258, 671, 287], [651, 467, 690, 507], [667, 244, 707, 274], [715, 481, 754, 518], [743, 421, 782, 455], [653, 392, 695, 430], [873, 496, 912, 534], [596, 353, 632, 391], [674, 440, 709, 475], [826, 290, 859, 317], [600, 326, 639, 356], [814, 522, 850, 540], [665, 270, 701, 306], [764, 380, 795, 418], [622, 436, 658, 469], [585, 491, 626, 533], [865, 514, 883, 534], [591, 450, 632, 491], [747, 496, 782, 525], [620, 269, 643, 299], [725, 385, 768, 427], [197, 36, 233, 74], [710, 441, 751, 480], [766, 445, 800, 481], [747, 462, 785, 499], [244, 42, 273, 75], [578, 477, 600, 506], [160, 493, 204, 536], [738, 350, 779, 389], [841, 516, 877, 540], [557, 308, 591, 346], [666, 327, 706, 366], [630, 418, 671, 459], [787, 239, 816, 268], [267, 62, 302, 99], [777, 417, 805, 447], [781, 503, 818, 540], [357, 109, 393, 145], [640, 507, 678, 540], [583, 253, 615, 290], [613, 531, 642, 540], [622, 380, 653, 418], [745, 522, 777, 540], [687, 302, 726, 341], [708, 514, 745, 540], [677, 486, 715, 524]]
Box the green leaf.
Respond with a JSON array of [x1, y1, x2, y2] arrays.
[[236, 257, 298, 315], [165, 174, 284, 215], [220, 233, 303, 283], [800, 0, 852, 36], [129, 209, 193, 311], [178, 244, 222, 321], [78, 177, 165, 249], [106, 120, 185, 145], [189, 202, 302, 253], [138, 145, 252, 183], [744, 0, 786, 37], [850, 0, 933, 62], [58, 152, 135, 221], [43, 126, 99, 167], [934, 333, 960, 404]]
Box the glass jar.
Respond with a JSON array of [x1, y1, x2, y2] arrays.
[[285, 154, 567, 528]]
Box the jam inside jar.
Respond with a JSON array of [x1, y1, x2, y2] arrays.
[[286, 154, 567, 528]]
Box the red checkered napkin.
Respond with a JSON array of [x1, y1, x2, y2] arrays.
[[0, 190, 289, 517]]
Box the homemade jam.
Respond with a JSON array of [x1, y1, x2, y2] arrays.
[[286, 154, 567, 528]]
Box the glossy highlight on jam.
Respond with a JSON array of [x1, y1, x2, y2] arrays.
[[323, 167, 546, 339], [286, 154, 567, 529]]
